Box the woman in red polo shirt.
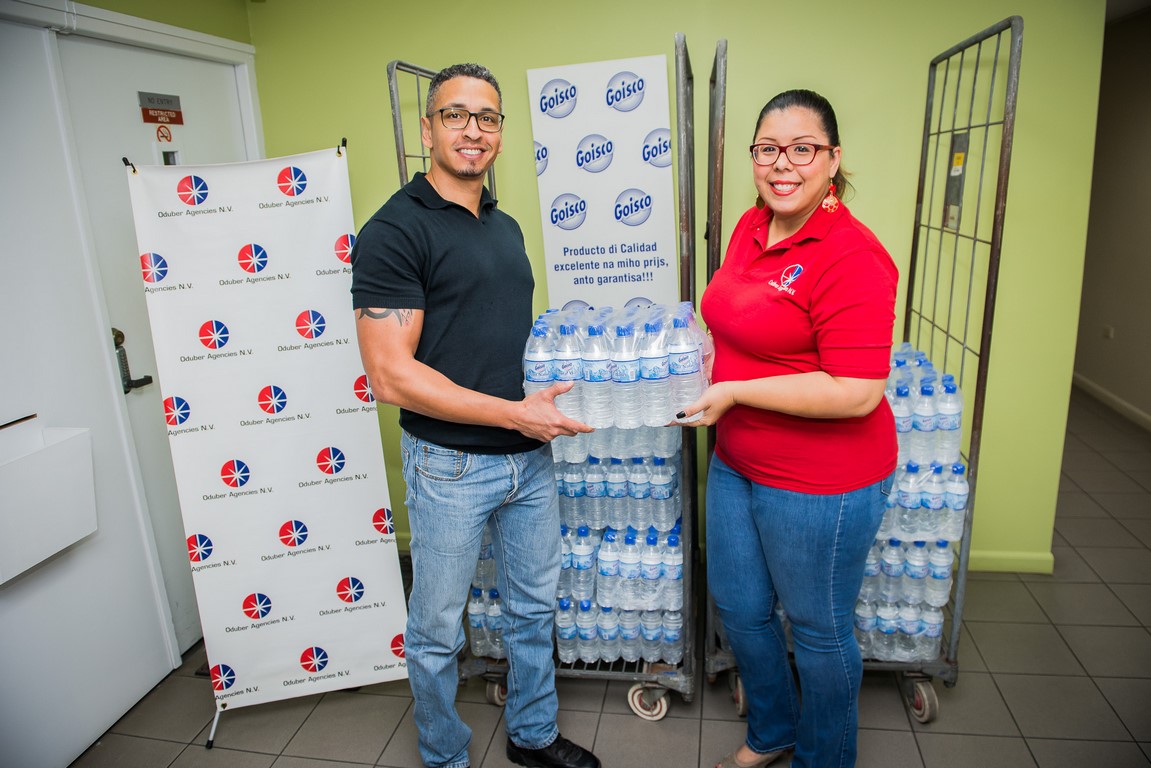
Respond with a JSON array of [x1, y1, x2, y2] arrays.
[[684, 90, 898, 768]]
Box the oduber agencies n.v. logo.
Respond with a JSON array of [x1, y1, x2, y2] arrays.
[[220, 459, 251, 488], [277, 166, 307, 197], [210, 663, 235, 691], [373, 507, 395, 535], [164, 396, 191, 426], [769, 263, 804, 295], [199, 320, 230, 350], [334, 234, 355, 264], [316, 446, 346, 475], [336, 576, 365, 604], [539, 78, 577, 118], [237, 243, 268, 273], [177, 175, 209, 206], [242, 592, 272, 620], [140, 252, 168, 283], [295, 310, 326, 339]]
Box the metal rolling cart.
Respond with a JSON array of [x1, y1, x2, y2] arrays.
[[384, 36, 706, 719], [702, 17, 1024, 723]]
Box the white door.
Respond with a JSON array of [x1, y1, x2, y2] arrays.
[[0, 19, 179, 768], [57, 33, 255, 651]]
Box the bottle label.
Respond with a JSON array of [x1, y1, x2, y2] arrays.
[[639, 355, 670, 380], [572, 552, 594, 571], [606, 480, 628, 499], [922, 491, 944, 510], [641, 561, 662, 580], [649, 481, 672, 500], [894, 414, 912, 433], [929, 563, 952, 579], [898, 489, 920, 509], [554, 356, 582, 382], [937, 413, 961, 430], [629, 482, 651, 499], [612, 359, 640, 383], [468, 614, 485, 630], [563, 481, 586, 498], [912, 414, 936, 431], [583, 359, 612, 383], [619, 559, 641, 579], [899, 617, 922, 634], [905, 562, 929, 579], [944, 492, 968, 510], [598, 624, 620, 640], [877, 619, 899, 635], [598, 557, 620, 577], [923, 621, 944, 638], [577, 624, 597, 641], [525, 360, 553, 383], [669, 350, 700, 375], [854, 614, 878, 632], [585, 481, 606, 499], [640, 624, 662, 641], [863, 560, 881, 577], [881, 559, 903, 578], [620, 624, 640, 640], [663, 562, 683, 580], [556, 623, 577, 640], [663, 625, 682, 642]]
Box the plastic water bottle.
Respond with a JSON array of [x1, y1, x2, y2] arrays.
[[886, 358, 909, 402], [597, 605, 621, 663], [576, 599, 599, 663], [486, 589, 506, 659], [935, 377, 963, 465], [571, 525, 596, 603], [875, 600, 900, 660], [627, 458, 652, 534], [649, 456, 676, 533], [854, 599, 877, 659], [640, 609, 663, 662], [467, 587, 489, 658], [605, 458, 630, 532], [902, 540, 930, 605], [557, 524, 573, 600], [619, 608, 641, 662], [553, 323, 586, 463], [662, 609, 684, 664], [878, 484, 898, 542], [618, 532, 642, 610], [896, 463, 922, 542], [910, 383, 937, 465], [639, 532, 663, 611], [943, 463, 969, 542], [596, 529, 620, 609], [612, 323, 643, 429], [920, 604, 945, 661], [661, 534, 684, 611], [653, 425, 679, 458], [891, 385, 912, 467], [896, 602, 923, 662], [920, 463, 945, 539], [860, 541, 881, 602], [879, 539, 905, 603], [583, 456, 607, 531], [925, 540, 954, 607], [581, 324, 613, 428], [555, 597, 578, 663], [523, 323, 554, 397], [561, 462, 586, 530], [639, 320, 672, 426], [668, 316, 704, 422], [475, 522, 496, 591]]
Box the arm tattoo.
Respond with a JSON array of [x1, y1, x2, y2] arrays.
[[358, 307, 414, 326]]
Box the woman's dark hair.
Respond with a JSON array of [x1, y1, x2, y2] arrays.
[[756, 89, 851, 199]]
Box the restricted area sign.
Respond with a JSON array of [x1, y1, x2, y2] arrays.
[[138, 91, 184, 125]]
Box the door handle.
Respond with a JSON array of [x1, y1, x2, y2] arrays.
[[112, 327, 154, 394]]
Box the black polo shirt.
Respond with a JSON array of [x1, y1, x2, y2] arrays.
[[350, 173, 542, 454]]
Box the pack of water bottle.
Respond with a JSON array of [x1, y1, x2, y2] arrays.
[[523, 302, 708, 463], [555, 599, 685, 666]]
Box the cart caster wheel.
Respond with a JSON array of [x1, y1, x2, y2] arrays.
[[731, 672, 748, 718], [908, 680, 938, 723], [485, 681, 507, 707], [707, 673, 717, 684], [627, 683, 670, 721]]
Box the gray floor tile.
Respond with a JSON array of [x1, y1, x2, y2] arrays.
[[700, 674, 749, 722], [110, 674, 217, 743], [555, 676, 609, 713], [858, 672, 912, 731], [1102, 452, 1151, 474], [1026, 738, 1151, 767], [1063, 450, 1124, 473], [908, 672, 1020, 736], [1144, 743, 1151, 763], [1051, 528, 1069, 547], [959, 580, 1048, 623], [1079, 429, 1151, 454], [1058, 625, 1151, 677], [1113, 584, 1151, 625], [965, 570, 1023, 582], [1096, 678, 1151, 741], [1120, 518, 1151, 549], [592, 711, 700, 768], [282, 691, 407, 764], [1019, 547, 1101, 583], [1055, 517, 1144, 547], [1066, 469, 1147, 494], [1078, 548, 1151, 583], [356, 678, 413, 698], [1093, 493, 1151, 519], [1132, 471, 1151, 493], [1025, 582, 1141, 625], [994, 674, 1130, 739], [69, 733, 187, 768], [915, 733, 1036, 768], [480, 710, 600, 768], [857, 729, 922, 768], [966, 623, 1084, 675], [1063, 433, 1092, 452], [192, 694, 321, 753], [379, 698, 503, 768], [1057, 492, 1108, 518], [954, 622, 987, 672], [277, 757, 384, 768], [1060, 474, 1082, 492], [171, 747, 276, 768], [698, 719, 749, 768]]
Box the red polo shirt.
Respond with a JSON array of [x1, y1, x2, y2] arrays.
[[700, 202, 898, 494]]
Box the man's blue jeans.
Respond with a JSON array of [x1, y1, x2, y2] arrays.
[[706, 452, 890, 768], [400, 430, 561, 768]]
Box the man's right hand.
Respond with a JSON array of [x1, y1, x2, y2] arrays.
[[510, 380, 594, 443]]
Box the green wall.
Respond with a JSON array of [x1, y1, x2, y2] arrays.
[[84, 0, 1109, 573]]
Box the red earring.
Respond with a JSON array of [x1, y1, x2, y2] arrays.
[[821, 181, 839, 213]]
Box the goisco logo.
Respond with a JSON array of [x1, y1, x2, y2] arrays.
[[334, 233, 355, 264], [279, 519, 309, 547], [781, 264, 803, 287], [605, 71, 645, 112], [238, 243, 268, 273], [550, 193, 587, 231], [221, 459, 251, 488], [258, 385, 288, 414], [187, 533, 213, 562], [354, 374, 375, 403], [575, 134, 614, 173], [210, 663, 236, 691], [336, 576, 365, 603], [242, 592, 272, 620], [295, 309, 326, 339], [534, 141, 549, 176], [539, 78, 578, 118], [642, 128, 672, 168], [140, 252, 168, 283], [373, 507, 395, 535], [199, 320, 230, 350], [164, 396, 191, 426], [614, 188, 653, 226], [300, 646, 328, 673], [176, 175, 209, 206], [277, 166, 307, 197], [316, 446, 346, 475]]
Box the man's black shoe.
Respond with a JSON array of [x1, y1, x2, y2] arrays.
[[506, 734, 601, 768]]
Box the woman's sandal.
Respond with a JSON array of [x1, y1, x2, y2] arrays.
[[714, 748, 785, 768]]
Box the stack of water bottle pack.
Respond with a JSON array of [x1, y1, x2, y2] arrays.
[[854, 344, 971, 662]]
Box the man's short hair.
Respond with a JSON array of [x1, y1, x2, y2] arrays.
[[425, 63, 502, 115]]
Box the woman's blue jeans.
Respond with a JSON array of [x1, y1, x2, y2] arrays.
[[706, 452, 889, 768], [401, 431, 561, 768]]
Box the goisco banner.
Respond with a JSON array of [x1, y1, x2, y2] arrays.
[[528, 55, 678, 310], [126, 149, 408, 711]]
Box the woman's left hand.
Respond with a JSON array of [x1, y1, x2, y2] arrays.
[[673, 381, 737, 427]]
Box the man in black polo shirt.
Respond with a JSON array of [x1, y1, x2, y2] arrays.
[[350, 63, 598, 768]]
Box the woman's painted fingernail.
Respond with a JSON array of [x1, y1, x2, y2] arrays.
[[675, 411, 686, 419]]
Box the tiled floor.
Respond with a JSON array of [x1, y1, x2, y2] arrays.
[[71, 387, 1151, 768]]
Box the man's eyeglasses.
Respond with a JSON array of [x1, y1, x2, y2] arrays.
[[429, 108, 505, 133], [749, 143, 835, 166]]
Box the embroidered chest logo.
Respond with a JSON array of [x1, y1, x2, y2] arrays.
[[769, 264, 804, 295]]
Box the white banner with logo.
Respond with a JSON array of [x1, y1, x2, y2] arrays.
[[126, 149, 408, 712], [528, 55, 678, 310]]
